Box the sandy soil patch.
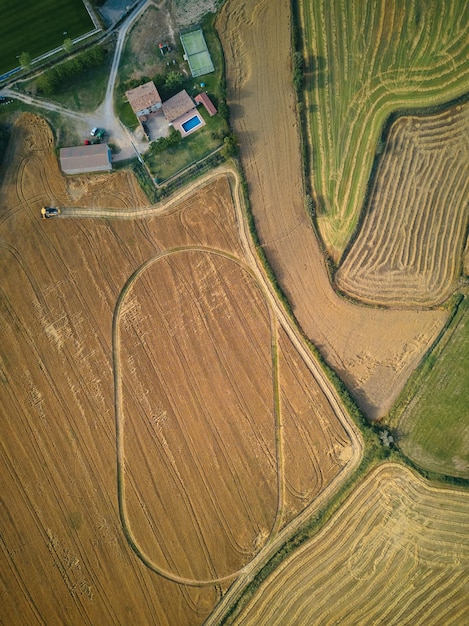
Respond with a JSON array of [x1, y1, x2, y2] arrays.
[[122, 3, 178, 82]]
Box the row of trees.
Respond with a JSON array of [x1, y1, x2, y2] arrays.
[[18, 37, 74, 71], [36, 46, 105, 95]]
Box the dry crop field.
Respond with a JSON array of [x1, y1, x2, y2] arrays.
[[336, 102, 469, 307], [216, 0, 447, 419], [0, 114, 355, 624], [229, 464, 469, 626], [300, 0, 469, 261]]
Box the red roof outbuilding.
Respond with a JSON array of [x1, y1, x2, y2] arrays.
[[195, 92, 217, 117]]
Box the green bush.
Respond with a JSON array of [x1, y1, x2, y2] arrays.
[[149, 127, 182, 155]]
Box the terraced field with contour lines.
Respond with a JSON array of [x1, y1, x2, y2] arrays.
[[230, 464, 469, 626], [337, 101, 469, 307]]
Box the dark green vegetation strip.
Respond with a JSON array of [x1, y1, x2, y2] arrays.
[[0, 0, 93, 75], [0, 125, 10, 167]]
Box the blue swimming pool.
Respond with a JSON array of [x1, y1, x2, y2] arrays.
[[182, 115, 202, 132]]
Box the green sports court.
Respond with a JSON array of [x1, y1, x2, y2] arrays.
[[180, 28, 214, 78]]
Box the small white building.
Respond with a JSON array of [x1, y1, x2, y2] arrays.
[[60, 144, 112, 175]]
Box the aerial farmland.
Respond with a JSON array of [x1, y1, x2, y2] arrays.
[[0, 0, 468, 624]]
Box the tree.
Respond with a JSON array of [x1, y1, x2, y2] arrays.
[[292, 51, 304, 91], [164, 70, 183, 91], [63, 38, 73, 54], [222, 133, 238, 158], [19, 52, 31, 70]]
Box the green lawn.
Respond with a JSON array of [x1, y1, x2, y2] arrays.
[[397, 297, 469, 479], [0, 0, 94, 75], [144, 108, 226, 182], [20, 44, 115, 113]]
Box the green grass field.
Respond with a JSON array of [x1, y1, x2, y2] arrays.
[[0, 0, 94, 75], [396, 297, 469, 479], [300, 0, 469, 261]]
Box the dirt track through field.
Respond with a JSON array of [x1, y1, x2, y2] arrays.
[[217, 0, 447, 419]]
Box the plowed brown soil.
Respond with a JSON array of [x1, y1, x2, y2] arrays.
[[0, 114, 355, 624], [217, 0, 447, 418]]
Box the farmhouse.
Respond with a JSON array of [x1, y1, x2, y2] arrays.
[[162, 89, 205, 136], [162, 89, 195, 123], [126, 82, 207, 138], [125, 81, 162, 120], [59, 144, 112, 175]]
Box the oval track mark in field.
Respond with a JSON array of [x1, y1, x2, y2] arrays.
[[113, 247, 284, 585]]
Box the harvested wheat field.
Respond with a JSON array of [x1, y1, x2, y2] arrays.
[[0, 114, 357, 624], [231, 464, 469, 626], [217, 0, 447, 418], [337, 102, 469, 307]]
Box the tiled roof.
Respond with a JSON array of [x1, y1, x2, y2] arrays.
[[125, 81, 162, 114], [60, 144, 111, 173], [195, 92, 217, 116], [162, 89, 195, 122]]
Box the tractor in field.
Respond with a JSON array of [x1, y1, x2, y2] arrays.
[[41, 207, 61, 219]]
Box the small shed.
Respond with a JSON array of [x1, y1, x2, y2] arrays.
[[195, 92, 217, 116], [60, 144, 112, 175]]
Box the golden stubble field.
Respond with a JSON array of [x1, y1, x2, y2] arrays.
[[337, 102, 469, 307], [0, 114, 356, 625], [216, 0, 447, 419], [230, 463, 469, 625]]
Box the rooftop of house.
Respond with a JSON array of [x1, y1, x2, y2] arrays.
[[125, 81, 162, 114], [59, 144, 111, 172], [162, 89, 195, 123], [195, 92, 217, 116]]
